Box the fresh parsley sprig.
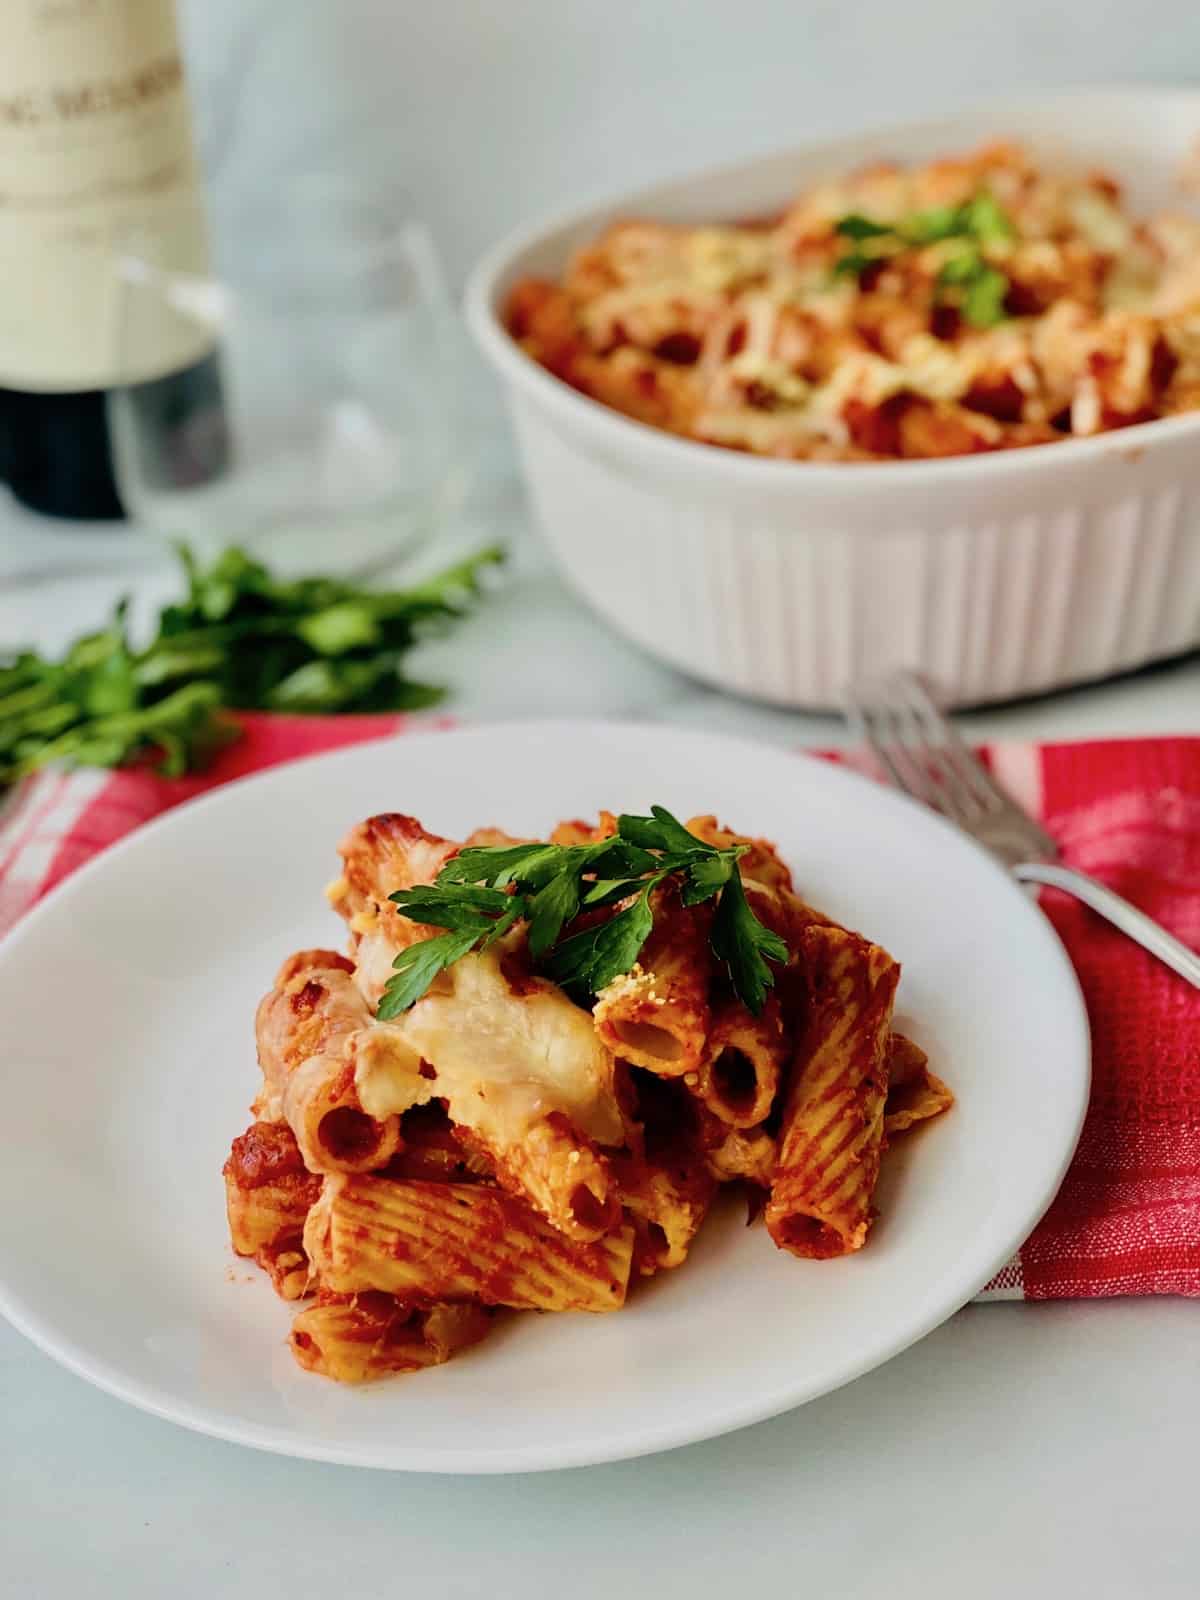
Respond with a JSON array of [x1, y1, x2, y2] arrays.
[[376, 805, 789, 1021], [832, 190, 1016, 328], [0, 541, 503, 788], [380, 885, 526, 1014]]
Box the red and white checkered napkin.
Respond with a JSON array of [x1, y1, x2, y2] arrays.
[[2, 714, 1198, 1301]]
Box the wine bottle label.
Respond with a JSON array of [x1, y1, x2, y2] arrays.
[[0, 0, 214, 391]]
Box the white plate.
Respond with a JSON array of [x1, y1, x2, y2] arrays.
[[0, 722, 1089, 1472]]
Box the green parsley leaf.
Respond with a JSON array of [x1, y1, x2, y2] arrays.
[[710, 872, 790, 1015], [517, 844, 601, 891], [434, 831, 666, 962], [835, 213, 893, 240], [477, 899, 527, 951], [438, 842, 560, 888], [960, 191, 1015, 243], [681, 851, 736, 905], [526, 868, 584, 959], [0, 541, 503, 790], [832, 249, 875, 279], [962, 264, 1010, 328], [832, 191, 1014, 326], [581, 876, 646, 909], [588, 838, 661, 877], [385, 810, 788, 1014], [616, 805, 709, 858], [377, 928, 484, 1020], [934, 246, 982, 286], [545, 886, 657, 1003], [294, 602, 384, 657], [900, 204, 964, 245], [263, 657, 443, 714], [441, 836, 657, 893], [6, 680, 234, 786], [388, 884, 513, 929]]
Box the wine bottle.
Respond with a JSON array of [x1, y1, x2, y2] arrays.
[[0, 0, 228, 521]]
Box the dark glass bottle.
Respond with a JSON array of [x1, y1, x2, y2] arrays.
[[0, 0, 227, 522]]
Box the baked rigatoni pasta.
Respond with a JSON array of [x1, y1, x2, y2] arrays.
[[290, 1294, 493, 1383], [224, 1120, 321, 1300], [610, 1069, 716, 1275], [505, 141, 1200, 462], [703, 1122, 778, 1187], [254, 949, 402, 1174], [613, 1149, 715, 1276], [684, 815, 795, 894], [305, 1176, 634, 1312], [225, 806, 952, 1383], [354, 942, 624, 1240], [696, 995, 786, 1127], [766, 925, 900, 1258], [593, 885, 712, 1075], [329, 813, 460, 1008], [885, 1032, 956, 1135]]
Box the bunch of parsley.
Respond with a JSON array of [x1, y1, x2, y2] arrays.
[[0, 541, 502, 787], [833, 190, 1016, 328], [378, 806, 789, 1019]]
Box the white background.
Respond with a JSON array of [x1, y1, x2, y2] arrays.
[[4, 3, 1200, 1594]]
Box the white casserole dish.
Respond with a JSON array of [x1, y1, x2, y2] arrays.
[[466, 88, 1200, 709]]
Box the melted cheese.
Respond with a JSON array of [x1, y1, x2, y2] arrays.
[[696, 406, 822, 453], [350, 924, 406, 1009], [894, 333, 972, 401], [699, 332, 982, 453], [580, 227, 775, 345], [1066, 189, 1130, 255], [528, 141, 1200, 461], [726, 351, 810, 405], [351, 1024, 427, 1122], [355, 947, 624, 1152]]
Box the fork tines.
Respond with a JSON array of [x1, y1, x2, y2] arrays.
[[843, 671, 1055, 853]]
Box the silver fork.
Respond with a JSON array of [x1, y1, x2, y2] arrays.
[[845, 671, 1200, 991]]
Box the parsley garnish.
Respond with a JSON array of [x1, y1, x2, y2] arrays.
[[834, 213, 894, 242], [709, 869, 786, 1015], [0, 541, 503, 788], [376, 806, 789, 1020], [832, 190, 1015, 328], [547, 890, 658, 999], [956, 262, 1010, 328]]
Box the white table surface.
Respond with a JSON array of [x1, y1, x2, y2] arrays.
[[2, 457, 1198, 1599]]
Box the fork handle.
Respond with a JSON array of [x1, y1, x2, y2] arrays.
[[1013, 862, 1200, 990]]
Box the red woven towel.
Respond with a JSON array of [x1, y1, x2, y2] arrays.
[[974, 737, 1200, 1299], [1, 715, 1197, 1301]]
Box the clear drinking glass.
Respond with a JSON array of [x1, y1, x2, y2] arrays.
[[107, 183, 463, 576]]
